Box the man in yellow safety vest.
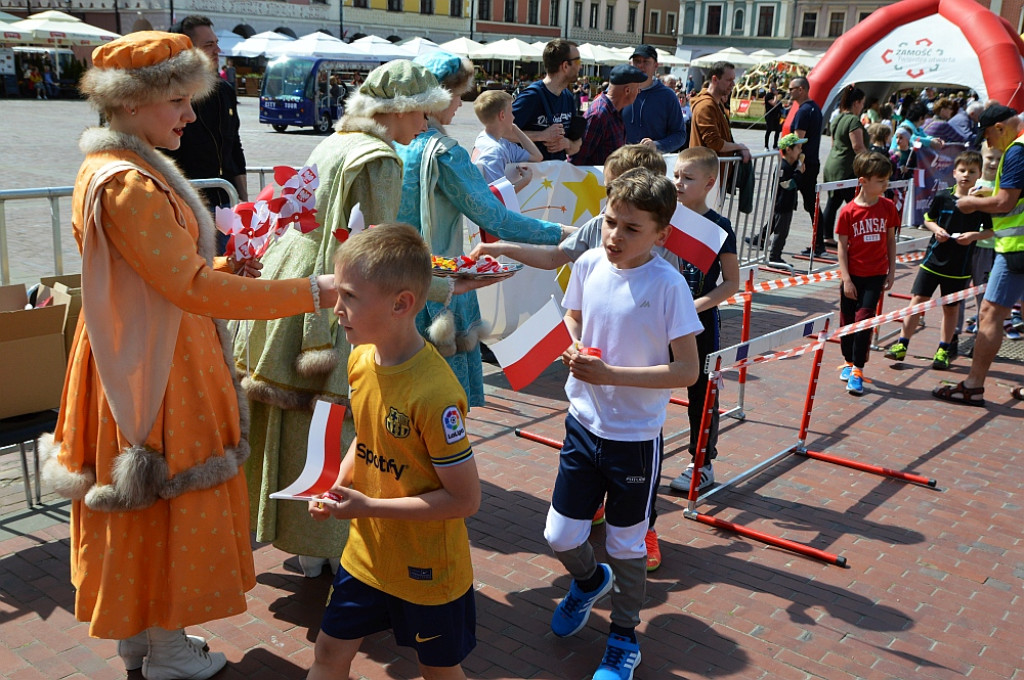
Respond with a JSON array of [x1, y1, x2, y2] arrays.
[[933, 104, 1024, 406]]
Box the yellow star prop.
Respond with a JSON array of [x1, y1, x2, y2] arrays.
[[563, 172, 606, 223], [541, 178, 553, 189]]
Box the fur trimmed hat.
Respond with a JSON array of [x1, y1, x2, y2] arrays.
[[344, 59, 450, 119], [80, 30, 217, 111]]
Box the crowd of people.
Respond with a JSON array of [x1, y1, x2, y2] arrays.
[[34, 22, 1024, 680]]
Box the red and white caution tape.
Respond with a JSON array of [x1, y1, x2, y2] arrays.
[[721, 339, 826, 371], [828, 284, 985, 340]]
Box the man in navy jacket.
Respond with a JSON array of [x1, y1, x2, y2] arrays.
[[623, 45, 687, 153]]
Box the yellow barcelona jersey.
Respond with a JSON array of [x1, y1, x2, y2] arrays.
[[341, 342, 474, 605]]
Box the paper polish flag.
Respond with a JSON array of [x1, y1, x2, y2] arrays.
[[490, 298, 572, 391], [269, 400, 346, 501], [477, 177, 521, 243], [663, 202, 728, 274]]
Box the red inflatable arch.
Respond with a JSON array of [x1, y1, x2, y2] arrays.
[[785, 0, 1024, 131]]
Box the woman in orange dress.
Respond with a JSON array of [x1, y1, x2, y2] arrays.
[[38, 31, 336, 680]]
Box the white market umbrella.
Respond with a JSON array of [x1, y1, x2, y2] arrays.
[[230, 31, 295, 58], [691, 47, 758, 68], [400, 36, 441, 58], [439, 36, 482, 57], [777, 49, 821, 68], [265, 32, 368, 60], [215, 29, 244, 56], [749, 49, 779, 63], [657, 48, 689, 67], [0, 20, 29, 45], [578, 43, 621, 66], [12, 10, 119, 46], [352, 35, 412, 61], [470, 38, 543, 62]]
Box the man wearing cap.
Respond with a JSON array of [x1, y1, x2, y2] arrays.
[[570, 64, 646, 166], [623, 44, 687, 153], [165, 15, 247, 251], [787, 75, 823, 225], [513, 39, 583, 161], [934, 104, 1024, 406]]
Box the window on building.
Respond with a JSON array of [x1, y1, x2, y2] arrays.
[[420, 0, 433, 14], [828, 11, 845, 37], [528, 0, 539, 24], [606, 4, 614, 30], [733, 8, 744, 33], [450, 0, 462, 17], [706, 4, 722, 35], [756, 5, 774, 37], [353, 0, 368, 7], [478, 0, 491, 20], [590, 3, 599, 28], [627, 5, 637, 33], [574, 1, 583, 27], [666, 12, 676, 35], [800, 12, 816, 37], [859, 11, 872, 22], [550, 0, 560, 25], [388, 0, 402, 10], [650, 10, 660, 33], [505, 1, 516, 22]]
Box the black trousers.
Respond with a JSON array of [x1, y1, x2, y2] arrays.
[[840, 274, 887, 368]]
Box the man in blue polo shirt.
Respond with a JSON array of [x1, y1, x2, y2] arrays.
[[513, 39, 583, 161]]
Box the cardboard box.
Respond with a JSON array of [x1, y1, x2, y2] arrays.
[[0, 284, 67, 419], [40, 274, 82, 358]]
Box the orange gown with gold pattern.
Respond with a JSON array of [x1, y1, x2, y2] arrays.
[[42, 129, 315, 639]]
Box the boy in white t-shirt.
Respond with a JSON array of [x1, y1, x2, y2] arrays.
[[471, 89, 543, 187], [543, 168, 702, 680]]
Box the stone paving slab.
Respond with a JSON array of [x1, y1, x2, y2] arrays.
[[2, 260, 1022, 679]]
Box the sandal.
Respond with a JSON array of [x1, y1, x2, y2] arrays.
[[1011, 386, 1024, 401], [932, 381, 985, 407]]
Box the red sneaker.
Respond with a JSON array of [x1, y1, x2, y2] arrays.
[[592, 504, 605, 526], [645, 529, 662, 571]]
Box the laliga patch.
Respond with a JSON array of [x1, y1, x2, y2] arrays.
[[442, 406, 466, 444]]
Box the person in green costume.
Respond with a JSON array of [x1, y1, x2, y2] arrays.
[[234, 60, 456, 577]]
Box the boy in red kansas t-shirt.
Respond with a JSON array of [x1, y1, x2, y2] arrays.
[[836, 152, 899, 396]]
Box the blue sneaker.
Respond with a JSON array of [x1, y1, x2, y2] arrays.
[[847, 368, 864, 396], [593, 633, 642, 680], [550, 563, 613, 637], [839, 363, 853, 382]]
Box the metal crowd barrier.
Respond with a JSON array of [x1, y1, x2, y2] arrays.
[[0, 179, 238, 285]]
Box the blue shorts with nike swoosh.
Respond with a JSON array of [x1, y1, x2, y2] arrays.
[[320, 564, 476, 667]]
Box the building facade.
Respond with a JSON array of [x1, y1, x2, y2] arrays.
[[677, 0, 1024, 57]]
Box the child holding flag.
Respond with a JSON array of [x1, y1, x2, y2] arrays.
[[666, 147, 739, 496], [308, 223, 480, 680], [545, 168, 701, 680]]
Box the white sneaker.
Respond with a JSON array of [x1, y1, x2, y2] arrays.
[[297, 555, 340, 578], [143, 628, 226, 680], [669, 462, 715, 492], [117, 630, 207, 671]]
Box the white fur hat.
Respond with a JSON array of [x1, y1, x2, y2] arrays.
[[345, 59, 450, 118], [80, 30, 217, 111]]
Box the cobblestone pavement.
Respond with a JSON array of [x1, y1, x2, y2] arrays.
[[2, 96, 1024, 680]]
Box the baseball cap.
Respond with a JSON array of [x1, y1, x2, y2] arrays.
[[978, 104, 1018, 131], [608, 64, 647, 85], [778, 133, 807, 150], [630, 44, 658, 61]]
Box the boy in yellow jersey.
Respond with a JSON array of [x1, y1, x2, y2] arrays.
[[308, 223, 481, 680]]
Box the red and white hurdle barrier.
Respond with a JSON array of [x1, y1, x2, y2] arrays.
[[681, 308, 938, 568]]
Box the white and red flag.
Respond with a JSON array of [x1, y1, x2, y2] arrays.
[[489, 298, 571, 391], [269, 400, 346, 501], [663, 202, 728, 274]]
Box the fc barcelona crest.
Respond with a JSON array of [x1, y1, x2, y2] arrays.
[[385, 407, 411, 439]]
